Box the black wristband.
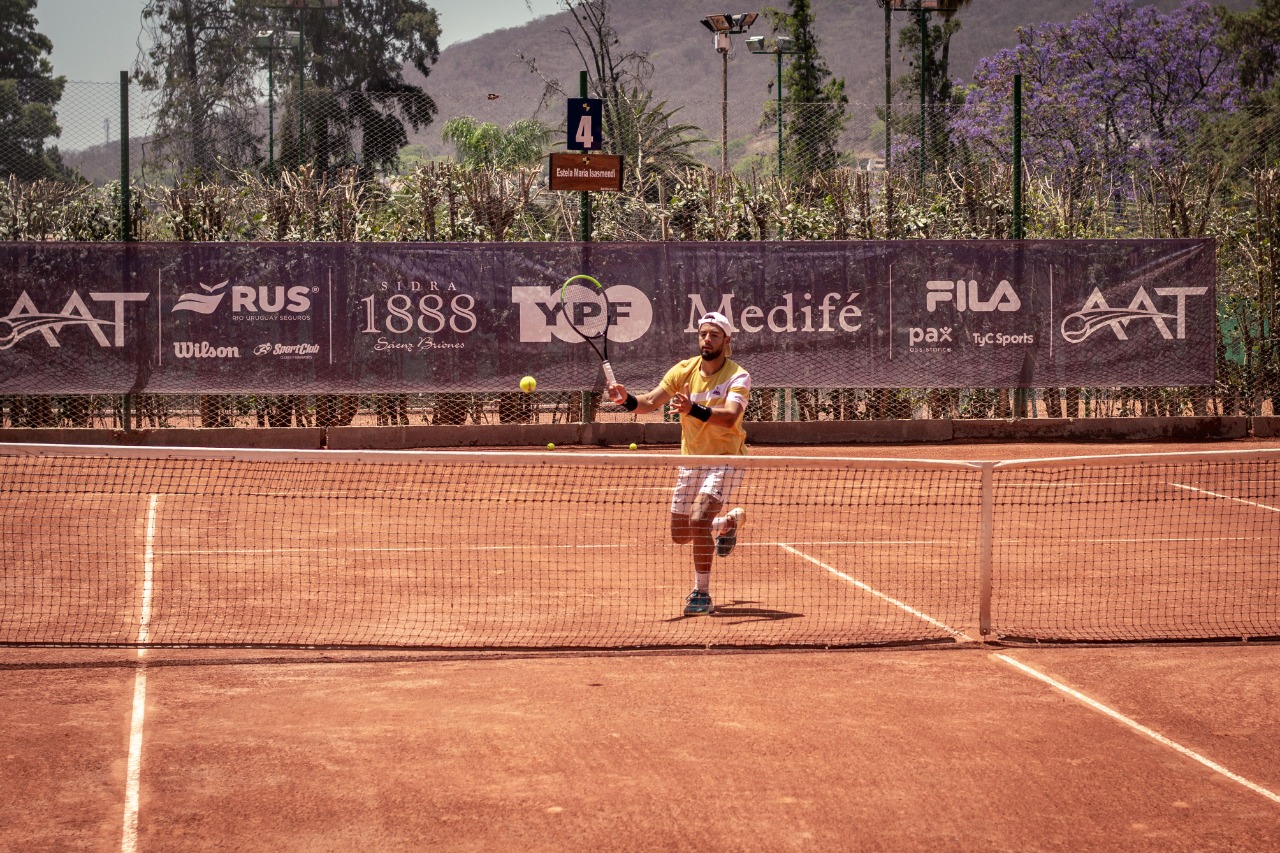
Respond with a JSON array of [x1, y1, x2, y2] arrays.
[[623, 393, 639, 412], [687, 403, 712, 422]]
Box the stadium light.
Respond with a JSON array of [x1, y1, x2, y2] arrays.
[[746, 35, 799, 177], [700, 12, 759, 173], [253, 30, 301, 175], [881, 0, 960, 190], [253, 0, 343, 166]]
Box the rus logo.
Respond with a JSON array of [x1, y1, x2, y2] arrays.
[[172, 280, 312, 315], [0, 290, 150, 350]]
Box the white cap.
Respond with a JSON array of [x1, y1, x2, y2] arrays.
[[697, 312, 733, 337]]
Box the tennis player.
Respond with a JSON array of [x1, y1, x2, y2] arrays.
[[606, 311, 750, 615]]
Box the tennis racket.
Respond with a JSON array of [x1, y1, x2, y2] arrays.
[[559, 273, 617, 387]]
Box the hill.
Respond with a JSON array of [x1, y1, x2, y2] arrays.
[[410, 0, 1255, 162]]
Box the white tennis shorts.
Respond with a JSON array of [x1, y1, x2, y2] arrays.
[[670, 464, 745, 516]]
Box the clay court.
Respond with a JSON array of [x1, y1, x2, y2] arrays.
[[3, 439, 1279, 851]]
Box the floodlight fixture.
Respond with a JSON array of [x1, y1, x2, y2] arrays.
[[700, 12, 758, 174], [700, 12, 758, 34]]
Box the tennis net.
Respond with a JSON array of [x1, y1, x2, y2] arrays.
[[1, 443, 1277, 649]]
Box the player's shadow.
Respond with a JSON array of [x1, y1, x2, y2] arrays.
[[664, 600, 803, 623]]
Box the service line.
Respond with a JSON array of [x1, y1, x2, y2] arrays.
[[995, 653, 1280, 807]]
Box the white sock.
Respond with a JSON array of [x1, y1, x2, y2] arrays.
[[711, 516, 728, 535], [695, 570, 711, 593]]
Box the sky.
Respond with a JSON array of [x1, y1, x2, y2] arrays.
[[37, 0, 563, 83]]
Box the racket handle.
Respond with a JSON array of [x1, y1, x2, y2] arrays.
[[602, 360, 617, 387]]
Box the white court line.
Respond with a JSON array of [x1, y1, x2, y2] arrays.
[[995, 653, 1280, 807], [121, 494, 157, 853], [1170, 482, 1280, 514], [778, 544, 975, 643]]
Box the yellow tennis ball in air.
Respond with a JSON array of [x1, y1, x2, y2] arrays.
[[629, 443, 638, 450], [520, 375, 537, 394], [547, 442, 555, 450]]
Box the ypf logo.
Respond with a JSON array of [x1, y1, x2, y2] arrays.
[[1061, 286, 1207, 342], [0, 290, 150, 350], [926, 280, 1020, 312], [511, 284, 653, 343]]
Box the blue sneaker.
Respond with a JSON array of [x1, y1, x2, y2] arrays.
[[715, 508, 745, 558], [683, 589, 714, 615]]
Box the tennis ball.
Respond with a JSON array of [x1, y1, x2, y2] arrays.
[[629, 442, 638, 450], [520, 375, 537, 394], [547, 442, 555, 450]]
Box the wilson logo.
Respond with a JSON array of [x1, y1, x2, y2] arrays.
[[1061, 286, 1208, 342], [173, 341, 241, 359], [926, 280, 1020, 312], [0, 290, 150, 350]]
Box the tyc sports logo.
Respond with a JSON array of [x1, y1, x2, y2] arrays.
[[511, 283, 653, 343], [171, 280, 313, 318], [0, 290, 150, 350], [1061, 286, 1208, 343]]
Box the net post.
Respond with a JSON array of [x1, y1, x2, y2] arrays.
[[978, 461, 994, 638]]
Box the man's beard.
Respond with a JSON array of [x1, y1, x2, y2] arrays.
[[700, 344, 724, 362]]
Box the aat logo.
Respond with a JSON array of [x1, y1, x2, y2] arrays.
[[1061, 287, 1208, 342], [0, 290, 150, 350]]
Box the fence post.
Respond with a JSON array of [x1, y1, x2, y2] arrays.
[[1012, 74, 1023, 241], [579, 70, 592, 243], [119, 70, 134, 433], [1012, 74, 1028, 418], [978, 461, 994, 638]]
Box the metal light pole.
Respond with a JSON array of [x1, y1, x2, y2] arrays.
[[254, 0, 342, 167], [885, 2, 960, 190], [701, 13, 758, 174], [254, 29, 300, 175], [747, 35, 798, 177]]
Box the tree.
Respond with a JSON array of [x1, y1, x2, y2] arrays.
[[951, 0, 1239, 180], [519, 1, 701, 186], [136, 0, 264, 178], [442, 115, 550, 168], [889, 0, 972, 169], [1209, 0, 1280, 172], [0, 0, 69, 180], [268, 0, 441, 176], [761, 0, 848, 181]]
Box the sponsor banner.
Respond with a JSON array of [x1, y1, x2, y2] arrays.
[[0, 240, 1215, 394]]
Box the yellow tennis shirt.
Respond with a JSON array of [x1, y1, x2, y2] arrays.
[[660, 356, 751, 456]]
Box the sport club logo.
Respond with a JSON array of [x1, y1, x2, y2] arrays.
[[511, 283, 653, 343], [171, 280, 313, 317], [1060, 286, 1208, 343], [926, 279, 1020, 313], [0, 290, 150, 350]]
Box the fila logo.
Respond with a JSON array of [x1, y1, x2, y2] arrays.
[[926, 280, 1020, 312], [1061, 286, 1208, 342]]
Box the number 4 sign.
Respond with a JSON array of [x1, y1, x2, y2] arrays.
[[567, 98, 603, 151]]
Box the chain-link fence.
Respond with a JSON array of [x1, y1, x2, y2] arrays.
[[2, 79, 1277, 426]]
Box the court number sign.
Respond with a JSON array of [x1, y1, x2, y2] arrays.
[[567, 98, 603, 151]]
